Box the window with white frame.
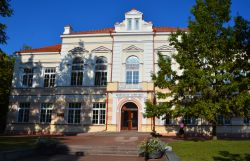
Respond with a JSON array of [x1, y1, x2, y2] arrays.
[[92, 102, 106, 124], [126, 56, 139, 84], [127, 18, 132, 30], [71, 57, 84, 86], [67, 103, 81, 124], [44, 68, 56, 87], [135, 18, 139, 30], [18, 103, 30, 123], [183, 115, 197, 125], [22, 68, 33, 87], [40, 103, 53, 123], [165, 115, 174, 125], [95, 57, 107, 86], [165, 74, 173, 81], [244, 117, 250, 124], [217, 114, 231, 125]]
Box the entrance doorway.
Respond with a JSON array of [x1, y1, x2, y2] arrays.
[[121, 102, 138, 130]]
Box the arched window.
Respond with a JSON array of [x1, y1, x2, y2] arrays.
[[95, 57, 107, 86], [71, 57, 84, 86], [126, 56, 139, 84]]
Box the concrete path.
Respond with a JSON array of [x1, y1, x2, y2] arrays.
[[17, 154, 166, 161]]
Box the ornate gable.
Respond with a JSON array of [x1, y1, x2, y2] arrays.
[[155, 45, 175, 52], [123, 45, 143, 52], [115, 9, 153, 32], [91, 46, 111, 53], [69, 47, 89, 55]]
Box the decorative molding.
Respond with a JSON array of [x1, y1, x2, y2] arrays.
[[155, 45, 175, 51], [91, 46, 111, 53], [123, 45, 144, 52], [68, 47, 89, 55]]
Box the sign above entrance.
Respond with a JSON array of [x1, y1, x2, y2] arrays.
[[115, 93, 144, 98]]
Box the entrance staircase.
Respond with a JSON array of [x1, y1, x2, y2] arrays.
[[67, 132, 151, 156]]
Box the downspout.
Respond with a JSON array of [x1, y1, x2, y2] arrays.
[[152, 29, 156, 132], [109, 30, 114, 82], [105, 93, 109, 131], [106, 30, 114, 131]]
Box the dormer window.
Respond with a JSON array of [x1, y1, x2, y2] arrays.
[[127, 18, 132, 30], [135, 18, 139, 30]]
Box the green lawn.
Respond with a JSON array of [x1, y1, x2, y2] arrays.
[[168, 140, 250, 161], [0, 136, 38, 151]]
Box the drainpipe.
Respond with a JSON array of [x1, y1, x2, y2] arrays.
[[105, 92, 109, 131], [152, 29, 157, 132], [109, 30, 114, 82], [105, 30, 114, 131]]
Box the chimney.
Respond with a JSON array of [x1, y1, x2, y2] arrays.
[[63, 25, 73, 34]]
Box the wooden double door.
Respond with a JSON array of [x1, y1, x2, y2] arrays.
[[121, 102, 138, 130]]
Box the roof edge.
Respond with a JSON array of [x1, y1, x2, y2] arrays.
[[18, 44, 62, 54]]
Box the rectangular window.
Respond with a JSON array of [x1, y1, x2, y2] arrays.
[[165, 74, 173, 81], [135, 18, 139, 30], [94, 72, 107, 86], [40, 103, 53, 123], [71, 72, 83, 86], [22, 68, 33, 87], [126, 71, 139, 84], [18, 103, 30, 123], [183, 115, 197, 125], [44, 68, 56, 87], [68, 103, 81, 124], [127, 18, 132, 30], [92, 102, 106, 124], [217, 115, 231, 125], [165, 116, 174, 125], [244, 117, 250, 124]]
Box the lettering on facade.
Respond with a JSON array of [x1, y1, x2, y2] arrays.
[[115, 93, 144, 98]]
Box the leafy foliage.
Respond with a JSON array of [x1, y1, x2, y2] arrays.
[[169, 0, 250, 136], [0, 52, 14, 132], [145, 0, 250, 137], [0, 0, 13, 132], [0, 0, 13, 45], [144, 53, 176, 131]]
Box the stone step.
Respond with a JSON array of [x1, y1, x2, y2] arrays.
[[77, 132, 151, 137], [68, 145, 139, 156]]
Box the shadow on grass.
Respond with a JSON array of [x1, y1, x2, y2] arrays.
[[213, 151, 250, 161]]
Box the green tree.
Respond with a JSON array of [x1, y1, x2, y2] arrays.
[[144, 53, 176, 133], [0, 0, 13, 133], [0, 0, 13, 45], [168, 0, 250, 138], [0, 52, 14, 132]]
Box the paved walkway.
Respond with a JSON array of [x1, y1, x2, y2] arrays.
[[18, 154, 166, 161], [15, 132, 185, 161], [58, 132, 151, 148]]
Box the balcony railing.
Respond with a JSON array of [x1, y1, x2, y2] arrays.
[[118, 83, 142, 90]]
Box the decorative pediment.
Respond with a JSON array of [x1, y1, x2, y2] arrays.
[[69, 47, 89, 55], [125, 9, 143, 15], [91, 46, 111, 53], [155, 45, 175, 51], [123, 45, 143, 52]]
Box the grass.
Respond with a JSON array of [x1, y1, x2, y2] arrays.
[[0, 136, 39, 151], [168, 140, 250, 161]]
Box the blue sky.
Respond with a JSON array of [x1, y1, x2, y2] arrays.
[[1, 0, 250, 54]]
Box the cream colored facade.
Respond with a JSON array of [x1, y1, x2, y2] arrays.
[[6, 9, 250, 137]]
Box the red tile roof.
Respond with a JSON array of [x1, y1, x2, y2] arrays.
[[19, 27, 188, 53], [19, 44, 61, 53], [153, 27, 188, 32], [69, 28, 114, 35], [68, 27, 188, 35]]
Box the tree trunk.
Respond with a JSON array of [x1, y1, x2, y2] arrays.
[[212, 122, 217, 140], [152, 116, 156, 133]]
